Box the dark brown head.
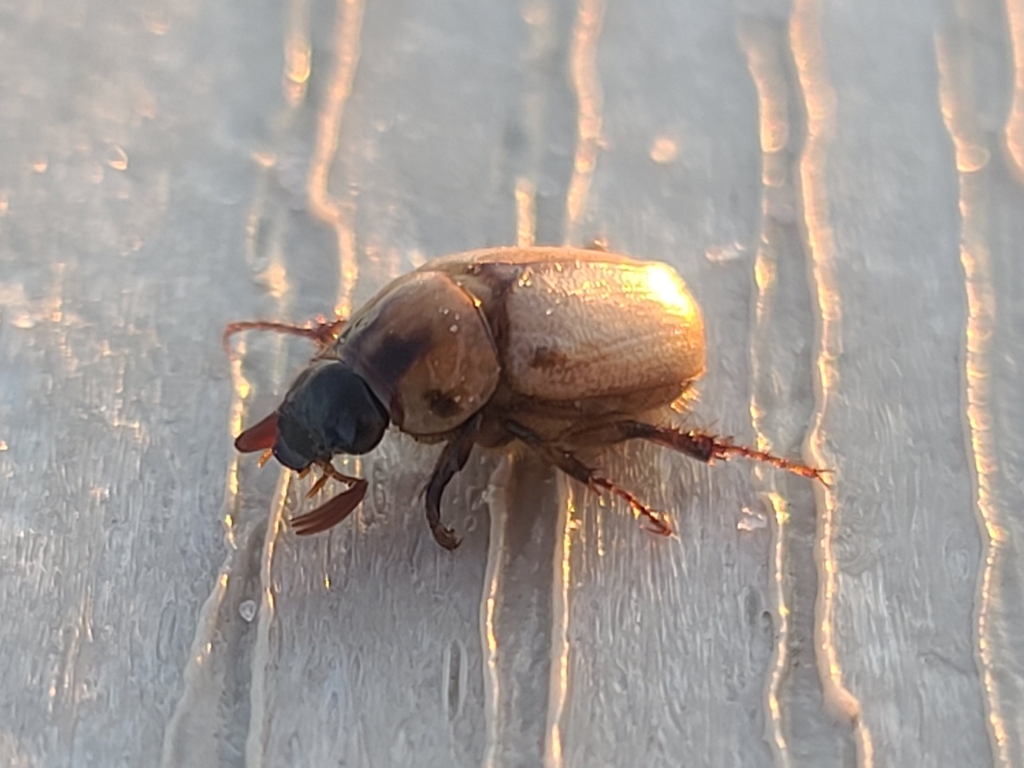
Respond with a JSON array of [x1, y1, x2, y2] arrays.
[[235, 360, 389, 469]]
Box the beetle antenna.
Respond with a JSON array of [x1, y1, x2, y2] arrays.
[[222, 317, 346, 358]]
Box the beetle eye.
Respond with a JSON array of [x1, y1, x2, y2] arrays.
[[275, 361, 389, 467], [319, 368, 389, 454], [272, 414, 320, 470]]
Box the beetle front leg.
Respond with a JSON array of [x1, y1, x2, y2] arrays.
[[620, 421, 828, 481], [425, 414, 483, 550], [504, 420, 671, 536]]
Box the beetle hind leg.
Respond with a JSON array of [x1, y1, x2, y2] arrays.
[[425, 414, 483, 550], [620, 421, 828, 481], [505, 420, 671, 536]]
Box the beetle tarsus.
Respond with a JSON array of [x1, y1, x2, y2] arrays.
[[430, 521, 461, 551], [588, 475, 672, 536], [622, 421, 828, 481], [425, 414, 482, 550]]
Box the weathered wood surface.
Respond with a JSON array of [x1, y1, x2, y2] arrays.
[[1, 0, 1022, 765]]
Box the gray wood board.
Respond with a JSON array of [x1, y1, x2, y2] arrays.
[[0, 0, 1022, 765]]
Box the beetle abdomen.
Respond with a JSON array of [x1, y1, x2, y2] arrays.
[[501, 258, 705, 402]]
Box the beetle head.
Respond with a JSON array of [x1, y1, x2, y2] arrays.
[[236, 360, 389, 470]]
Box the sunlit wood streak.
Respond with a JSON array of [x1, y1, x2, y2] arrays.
[[481, 459, 507, 768], [763, 490, 792, 766], [738, 18, 793, 766], [230, 2, 310, 546], [789, 2, 873, 767], [543, 481, 576, 768], [936, 26, 1012, 768], [519, 0, 555, 243], [247, 155, 293, 310], [241, 5, 303, 312], [233, 8, 314, 754], [482, 6, 553, 761], [244, 470, 292, 767], [225, 341, 249, 548], [516, 177, 537, 247], [283, 0, 311, 105], [484, 457, 569, 768], [308, 0, 365, 319], [158, 569, 232, 767], [544, 0, 605, 760], [564, 0, 604, 244], [1004, 0, 1024, 179], [741, 25, 790, 161]]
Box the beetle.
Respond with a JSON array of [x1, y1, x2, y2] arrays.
[[227, 246, 824, 549]]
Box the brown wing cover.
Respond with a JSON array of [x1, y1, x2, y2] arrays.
[[498, 257, 705, 402]]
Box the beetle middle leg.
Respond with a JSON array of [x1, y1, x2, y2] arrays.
[[504, 420, 671, 536], [425, 413, 483, 550]]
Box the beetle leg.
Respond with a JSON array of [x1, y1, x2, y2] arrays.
[[620, 421, 829, 482], [222, 317, 346, 357], [505, 420, 671, 536], [425, 414, 483, 550], [291, 479, 368, 535], [291, 462, 368, 536], [305, 470, 332, 499]]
